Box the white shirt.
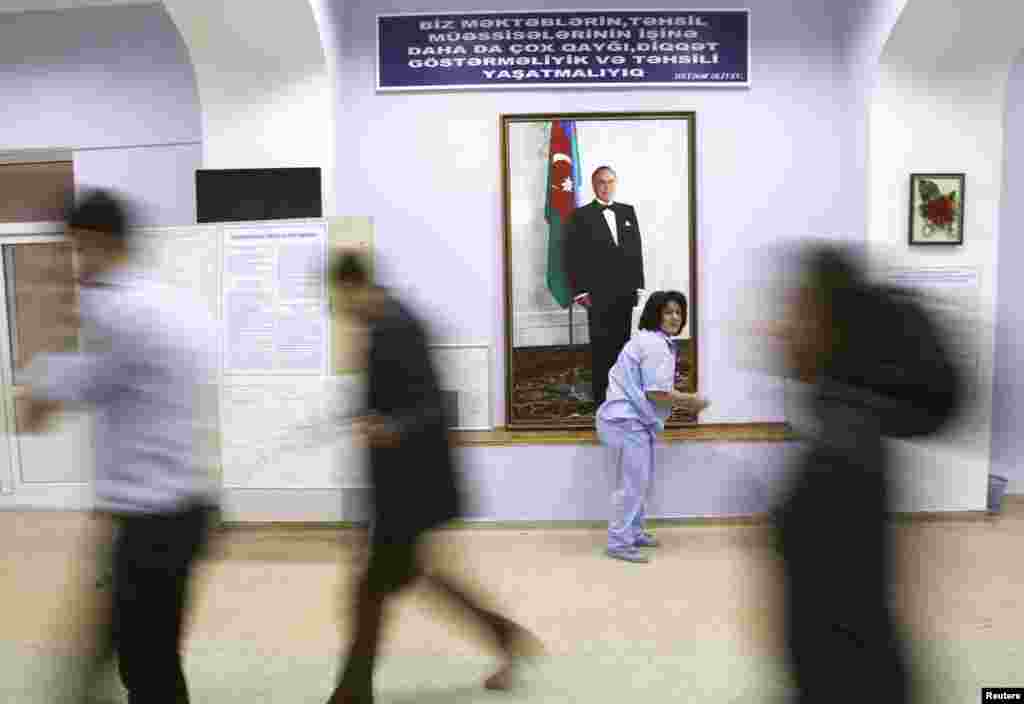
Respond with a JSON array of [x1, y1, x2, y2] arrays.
[[26, 264, 219, 514], [600, 199, 619, 246]]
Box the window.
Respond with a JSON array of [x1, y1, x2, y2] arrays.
[[4, 243, 79, 386], [0, 161, 72, 223]]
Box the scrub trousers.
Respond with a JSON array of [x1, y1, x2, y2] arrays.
[[597, 417, 656, 551]]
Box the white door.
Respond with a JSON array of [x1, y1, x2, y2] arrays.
[[0, 224, 93, 509]]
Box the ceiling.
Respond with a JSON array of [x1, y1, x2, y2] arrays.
[[0, 0, 152, 14]]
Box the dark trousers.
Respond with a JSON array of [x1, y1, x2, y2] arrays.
[[775, 465, 910, 704], [587, 294, 635, 407], [331, 532, 519, 703], [102, 504, 211, 704]]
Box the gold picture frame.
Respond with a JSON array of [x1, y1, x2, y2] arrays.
[[501, 111, 699, 430]]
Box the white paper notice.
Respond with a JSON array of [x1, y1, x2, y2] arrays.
[[226, 291, 275, 370], [882, 266, 979, 298], [431, 345, 491, 430], [279, 240, 324, 300], [223, 223, 328, 374], [879, 266, 981, 374], [278, 303, 325, 371], [221, 375, 369, 488], [135, 225, 221, 320]]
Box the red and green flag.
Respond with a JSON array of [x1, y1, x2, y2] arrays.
[[544, 120, 581, 308]]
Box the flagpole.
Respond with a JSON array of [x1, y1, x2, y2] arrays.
[[546, 118, 584, 403], [568, 301, 580, 403]]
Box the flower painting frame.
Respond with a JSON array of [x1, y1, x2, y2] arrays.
[[908, 173, 964, 246]]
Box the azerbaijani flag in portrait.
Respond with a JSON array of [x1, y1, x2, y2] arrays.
[[544, 120, 581, 309]]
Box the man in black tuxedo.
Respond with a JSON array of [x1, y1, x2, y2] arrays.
[[564, 166, 645, 407]]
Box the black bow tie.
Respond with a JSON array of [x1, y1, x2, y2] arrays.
[[599, 204, 613, 212]]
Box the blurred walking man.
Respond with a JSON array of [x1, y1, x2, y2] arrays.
[[23, 189, 219, 704]]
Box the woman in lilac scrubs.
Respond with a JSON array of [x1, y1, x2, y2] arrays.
[[596, 291, 709, 563]]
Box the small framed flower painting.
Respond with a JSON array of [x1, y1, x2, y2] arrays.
[[908, 173, 964, 245]]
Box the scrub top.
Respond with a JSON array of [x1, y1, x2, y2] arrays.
[[597, 329, 679, 433]]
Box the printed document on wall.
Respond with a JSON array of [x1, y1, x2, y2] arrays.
[[135, 225, 221, 320], [223, 222, 328, 374], [221, 374, 368, 488], [879, 266, 981, 375]]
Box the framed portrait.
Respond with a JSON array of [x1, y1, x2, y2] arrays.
[[501, 112, 698, 430], [909, 173, 964, 246]]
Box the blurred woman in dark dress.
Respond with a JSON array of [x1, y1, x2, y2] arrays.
[[325, 251, 542, 704], [768, 243, 959, 704]]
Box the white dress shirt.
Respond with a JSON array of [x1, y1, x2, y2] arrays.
[[26, 264, 219, 514], [600, 199, 619, 246]]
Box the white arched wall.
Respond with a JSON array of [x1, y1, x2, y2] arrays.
[[837, 0, 909, 245], [161, 0, 336, 216], [155, 0, 338, 519], [868, 0, 1024, 511], [0, 4, 203, 227], [991, 51, 1024, 494]]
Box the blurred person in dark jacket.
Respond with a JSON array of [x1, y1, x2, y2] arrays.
[[325, 251, 542, 704], [765, 243, 959, 704], [22, 189, 219, 704]]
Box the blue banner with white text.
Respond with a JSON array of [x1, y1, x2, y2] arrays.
[[377, 10, 750, 90]]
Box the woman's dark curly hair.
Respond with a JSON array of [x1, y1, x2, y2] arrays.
[[638, 290, 688, 335]]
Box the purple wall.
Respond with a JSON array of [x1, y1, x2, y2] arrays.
[[331, 0, 851, 426], [18, 1, 1008, 519], [0, 4, 201, 226], [73, 143, 201, 227], [458, 442, 797, 521], [0, 4, 200, 151], [991, 51, 1024, 493], [321, 0, 856, 517]]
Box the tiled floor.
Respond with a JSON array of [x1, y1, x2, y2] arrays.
[[2, 506, 1022, 702]]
